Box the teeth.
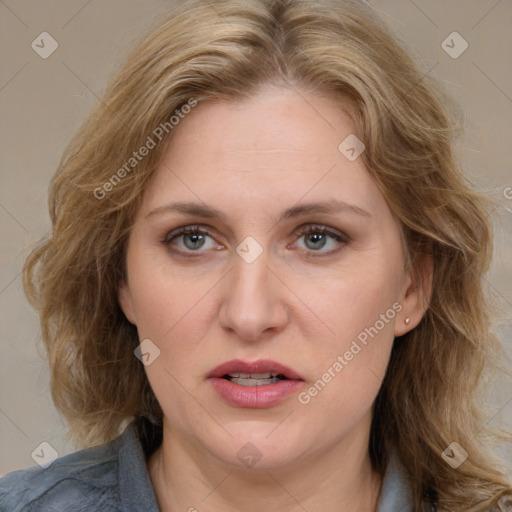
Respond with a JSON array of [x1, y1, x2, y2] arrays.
[[229, 376, 281, 386], [223, 372, 289, 386], [227, 372, 277, 379]]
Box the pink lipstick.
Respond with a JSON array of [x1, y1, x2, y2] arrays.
[[207, 359, 305, 408]]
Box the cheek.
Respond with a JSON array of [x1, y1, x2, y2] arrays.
[[297, 306, 395, 436], [296, 254, 402, 343], [125, 241, 212, 342], [126, 255, 216, 429], [292, 255, 400, 405]]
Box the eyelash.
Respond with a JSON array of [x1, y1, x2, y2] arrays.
[[162, 224, 349, 257]]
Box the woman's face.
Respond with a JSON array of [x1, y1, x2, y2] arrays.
[[119, 85, 420, 470]]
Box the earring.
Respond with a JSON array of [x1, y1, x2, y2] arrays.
[[405, 317, 410, 325]]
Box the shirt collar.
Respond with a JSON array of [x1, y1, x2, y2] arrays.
[[376, 449, 415, 512], [118, 422, 160, 512]]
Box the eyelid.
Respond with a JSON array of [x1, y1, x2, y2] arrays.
[[162, 223, 349, 254], [163, 225, 213, 243], [290, 224, 349, 256], [293, 223, 349, 242], [162, 225, 221, 254]]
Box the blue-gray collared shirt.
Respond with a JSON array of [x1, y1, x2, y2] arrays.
[[0, 422, 420, 511]]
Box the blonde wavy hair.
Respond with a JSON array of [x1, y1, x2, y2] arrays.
[[23, 0, 512, 510]]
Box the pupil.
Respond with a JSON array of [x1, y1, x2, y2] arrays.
[[306, 233, 326, 250], [184, 234, 205, 250]]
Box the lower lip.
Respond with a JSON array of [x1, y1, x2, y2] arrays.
[[209, 377, 304, 408]]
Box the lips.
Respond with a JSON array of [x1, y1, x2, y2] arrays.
[[207, 359, 305, 408], [207, 359, 304, 381]]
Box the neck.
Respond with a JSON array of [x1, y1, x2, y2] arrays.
[[148, 416, 383, 512]]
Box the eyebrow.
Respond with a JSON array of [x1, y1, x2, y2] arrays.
[[146, 199, 371, 222]]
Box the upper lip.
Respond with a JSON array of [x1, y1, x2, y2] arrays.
[[207, 359, 304, 381]]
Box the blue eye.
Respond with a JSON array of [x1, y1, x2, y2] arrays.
[[294, 225, 347, 253], [164, 226, 216, 252], [163, 224, 348, 255]]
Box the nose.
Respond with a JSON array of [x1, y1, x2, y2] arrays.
[[218, 251, 289, 342]]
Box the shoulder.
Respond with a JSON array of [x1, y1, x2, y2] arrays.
[[0, 433, 124, 512], [377, 449, 416, 512], [376, 449, 439, 512]]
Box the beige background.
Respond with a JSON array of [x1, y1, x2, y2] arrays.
[[1, 0, 511, 475]]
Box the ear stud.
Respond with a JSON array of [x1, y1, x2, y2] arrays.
[[405, 317, 410, 325]]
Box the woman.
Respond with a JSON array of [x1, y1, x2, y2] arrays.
[[0, 0, 511, 510]]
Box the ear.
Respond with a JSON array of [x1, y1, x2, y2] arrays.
[[394, 254, 433, 337], [118, 280, 137, 326]]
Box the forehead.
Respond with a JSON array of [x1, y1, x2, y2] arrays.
[[138, 86, 387, 221]]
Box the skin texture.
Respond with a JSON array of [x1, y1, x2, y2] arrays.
[[118, 84, 431, 512]]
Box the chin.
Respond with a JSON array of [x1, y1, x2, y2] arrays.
[[201, 422, 312, 471]]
